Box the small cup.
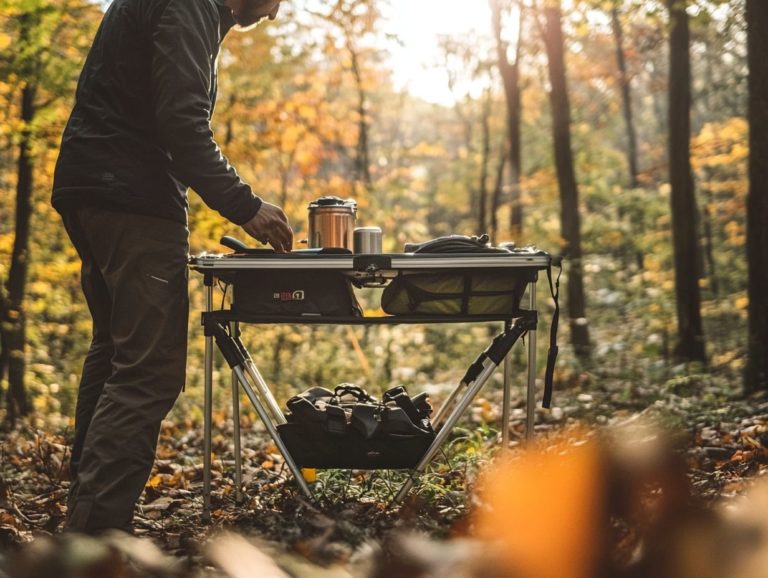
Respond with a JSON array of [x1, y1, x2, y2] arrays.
[[353, 227, 382, 254]]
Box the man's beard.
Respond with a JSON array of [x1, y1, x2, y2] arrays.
[[233, 15, 268, 32], [233, 0, 277, 31]]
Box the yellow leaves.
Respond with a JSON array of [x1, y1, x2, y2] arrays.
[[694, 117, 748, 162], [724, 220, 746, 247], [599, 230, 625, 246], [692, 120, 748, 244], [301, 468, 317, 483], [297, 104, 317, 123], [730, 142, 749, 161], [147, 475, 164, 488], [735, 295, 749, 310], [147, 471, 186, 489], [409, 142, 447, 158], [324, 175, 355, 199]]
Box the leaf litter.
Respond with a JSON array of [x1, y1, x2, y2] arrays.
[[0, 373, 766, 577]]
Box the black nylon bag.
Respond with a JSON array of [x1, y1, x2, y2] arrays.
[[232, 270, 362, 317], [277, 423, 434, 469], [279, 384, 435, 469]]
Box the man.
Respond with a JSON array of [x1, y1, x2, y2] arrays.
[[51, 0, 292, 533]]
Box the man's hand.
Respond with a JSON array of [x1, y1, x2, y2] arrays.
[[241, 202, 293, 253]]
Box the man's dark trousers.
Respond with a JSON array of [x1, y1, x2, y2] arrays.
[[61, 205, 189, 532]]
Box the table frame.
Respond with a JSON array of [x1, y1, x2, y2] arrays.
[[192, 251, 550, 517]]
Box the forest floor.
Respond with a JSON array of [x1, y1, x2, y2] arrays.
[[1, 366, 767, 577]]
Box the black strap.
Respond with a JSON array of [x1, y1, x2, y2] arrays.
[[542, 260, 561, 409], [333, 384, 375, 403]]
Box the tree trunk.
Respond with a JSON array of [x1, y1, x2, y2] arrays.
[[745, 0, 768, 392], [478, 91, 492, 235], [490, 0, 524, 240], [490, 145, 507, 244], [347, 41, 371, 189], [667, 0, 706, 362], [1, 81, 36, 423], [701, 179, 719, 299], [542, 1, 591, 360], [611, 1, 640, 189]]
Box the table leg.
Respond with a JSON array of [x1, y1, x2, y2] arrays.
[[526, 279, 538, 440], [431, 383, 463, 429], [231, 332, 286, 425], [243, 361, 287, 425], [502, 334, 512, 449], [232, 366, 313, 499], [231, 363, 244, 504], [203, 281, 214, 521], [393, 317, 530, 504], [394, 358, 498, 503]]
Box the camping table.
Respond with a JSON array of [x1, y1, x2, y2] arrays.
[[190, 249, 555, 517]]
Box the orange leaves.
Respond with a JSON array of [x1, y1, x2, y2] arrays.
[[146, 470, 186, 491], [475, 436, 604, 578], [0, 511, 18, 527]]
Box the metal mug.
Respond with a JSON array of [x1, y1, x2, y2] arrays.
[[307, 196, 357, 250], [353, 227, 382, 254]]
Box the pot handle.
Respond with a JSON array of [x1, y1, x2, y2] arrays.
[[220, 236, 250, 252]]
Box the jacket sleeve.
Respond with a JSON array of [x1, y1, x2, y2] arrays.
[[151, 0, 262, 225]]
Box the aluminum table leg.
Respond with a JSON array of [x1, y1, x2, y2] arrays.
[[243, 361, 287, 425], [393, 359, 498, 503], [502, 344, 512, 449], [393, 318, 531, 503], [230, 324, 244, 504], [232, 373, 244, 505], [232, 366, 313, 498], [203, 281, 214, 521], [231, 332, 286, 425], [207, 320, 313, 499], [526, 280, 538, 440]]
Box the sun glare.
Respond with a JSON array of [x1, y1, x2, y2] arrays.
[[383, 0, 495, 106]]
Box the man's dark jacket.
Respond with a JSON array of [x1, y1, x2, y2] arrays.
[[52, 0, 262, 225]]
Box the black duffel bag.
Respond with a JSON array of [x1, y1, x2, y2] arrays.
[[278, 384, 435, 469]]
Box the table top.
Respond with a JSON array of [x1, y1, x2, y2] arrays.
[[189, 248, 554, 272]]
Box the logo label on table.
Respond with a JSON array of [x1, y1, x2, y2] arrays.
[[273, 290, 305, 302]]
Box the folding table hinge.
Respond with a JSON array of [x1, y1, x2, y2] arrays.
[[202, 317, 246, 369], [517, 311, 538, 332], [202, 313, 216, 336], [461, 316, 530, 385]]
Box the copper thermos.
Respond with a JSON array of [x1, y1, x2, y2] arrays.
[[307, 196, 357, 249]]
